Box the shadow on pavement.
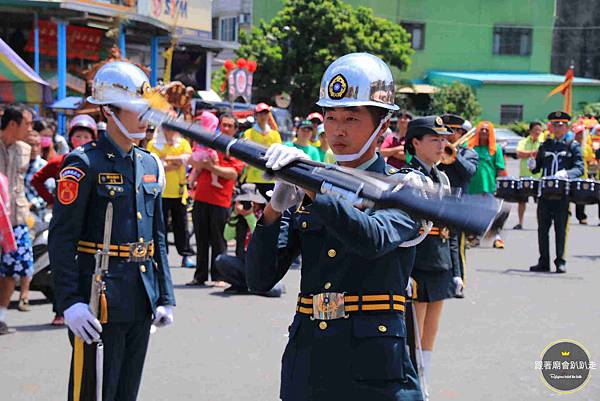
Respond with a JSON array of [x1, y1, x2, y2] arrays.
[[476, 268, 584, 279], [11, 323, 66, 333]]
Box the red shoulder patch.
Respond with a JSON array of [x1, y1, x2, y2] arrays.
[[57, 179, 79, 205]]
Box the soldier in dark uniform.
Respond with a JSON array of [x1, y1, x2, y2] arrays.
[[246, 53, 424, 401], [404, 116, 461, 399], [438, 114, 479, 295], [530, 111, 584, 273], [49, 61, 176, 401]]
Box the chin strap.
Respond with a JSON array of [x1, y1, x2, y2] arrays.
[[334, 111, 392, 162], [106, 108, 146, 140]]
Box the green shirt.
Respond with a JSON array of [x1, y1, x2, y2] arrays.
[[516, 136, 542, 178], [285, 141, 321, 161], [468, 145, 505, 195]]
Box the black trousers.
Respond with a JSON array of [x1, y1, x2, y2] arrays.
[[575, 204, 587, 222], [191, 201, 229, 282], [67, 319, 152, 401], [537, 198, 569, 267], [213, 253, 246, 290], [161, 197, 194, 257]]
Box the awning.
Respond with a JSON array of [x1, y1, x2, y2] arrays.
[[49, 96, 83, 113], [0, 37, 52, 104], [397, 84, 438, 94], [427, 71, 600, 87]]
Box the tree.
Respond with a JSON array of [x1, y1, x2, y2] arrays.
[[237, 0, 413, 116], [430, 82, 481, 121]]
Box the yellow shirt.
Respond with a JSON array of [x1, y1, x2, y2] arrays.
[[243, 127, 282, 183], [147, 138, 192, 199]]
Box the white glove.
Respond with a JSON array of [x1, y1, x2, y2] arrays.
[[406, 277, 415, 298], [153, 305, 174, 328], [555, 169, 569, 179], [64, 302, 102, 344], [270, 180, 303, 213], [527, 157, 536, 171], [264, 143, 309, 171], [453, 277, 464, 297]]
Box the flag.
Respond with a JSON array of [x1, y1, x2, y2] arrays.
[[546, 66, 574, 114]]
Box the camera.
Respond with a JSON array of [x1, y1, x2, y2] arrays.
[[241, 201, 253, 210]]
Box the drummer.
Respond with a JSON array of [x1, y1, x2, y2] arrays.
[[530, 111, 584, 274]]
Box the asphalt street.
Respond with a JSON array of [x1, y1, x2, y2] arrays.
[[1, 159, 599, 401]]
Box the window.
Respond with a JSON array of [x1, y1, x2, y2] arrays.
[[220, 17, 237, 42], [212, 17, 219, 40], [401, 22, 425, 50], [500, 105, 523, 124], [493, 26, 532, 56]]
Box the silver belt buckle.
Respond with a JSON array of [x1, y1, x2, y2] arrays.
[[127, 241, 152, 262], [312, 292, 347, 321]]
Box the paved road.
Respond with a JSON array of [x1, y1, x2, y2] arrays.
[[1, 160, 599, 401]]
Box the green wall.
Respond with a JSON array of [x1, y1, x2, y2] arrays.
[[253, 0, 555, 80]]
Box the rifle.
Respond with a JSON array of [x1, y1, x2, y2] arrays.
[[137, 107, 499, 235]]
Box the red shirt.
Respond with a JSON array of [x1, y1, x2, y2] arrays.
[[381, 134, 407, 169], [193, 152, 245, 208], [31, 154, 66, 205]]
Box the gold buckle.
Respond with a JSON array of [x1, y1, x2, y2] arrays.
[[312, 292, 348, 321]]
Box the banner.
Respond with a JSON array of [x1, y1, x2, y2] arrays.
[[228, 68, 253, 103], [24, 21, 103, 61]]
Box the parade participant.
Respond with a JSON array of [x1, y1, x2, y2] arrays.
[[438, 114, 478, 293], [242, 103, 282, 199], [285, 119, 321, 161], [247, 52, 424, 401], [571, 122, 594, 224], [514, 121, 543, 229], [529, 111, 583, 273], [48, 61, 175, 401], [467, 121, 508, 248], [0, 105, 33, 334], [380, 110, 412, 169], [405, 116, 461, 397]]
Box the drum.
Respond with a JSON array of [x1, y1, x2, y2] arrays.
[[495, 177, 523, 202], [568, 179, 600, 205], [540, 177, 569, 199], [520, 177, 540, 199]]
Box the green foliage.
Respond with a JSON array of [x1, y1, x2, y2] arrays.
[[580, 102, 600, 117], [237, 0, 413, 115], [211, 67, 227, 98], [505, 121, 530, 137], [430, 82, 481, 121]]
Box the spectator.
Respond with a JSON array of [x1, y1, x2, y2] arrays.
[[0, 106, 34, 334], [147, 127, 195, 267], [23, 130, 47, 219], [213, 183, 285, 297], [514, 121, 543, 229], [468, 121, 508, 248], [187, 114, 245, 286], [286, 119, 320, 161], [307, 112, 324, 145], [380, 110, 412, 169], [242, 103, 282, 199], [33, 119, 56, 161], [315, 124, 337, 164]]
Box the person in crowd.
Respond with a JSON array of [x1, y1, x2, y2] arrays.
[[380, 110, 412, 169], [213, 183, 286, 297], [190, 111, 222, 188], [467, 121, 508, 249], [24, 130, 48, 220], [514, 121, 543, 229], [187, 113, 245, 286], [242, 103, 282, 199], [40, 118, 69, 155], [34, 119, 56, 161], [286, 119, 321, 161], [147, 125, 195, 268], [307, 111, 324, 146], [572, 122, 595, 224], [0, 105, 34, 335]]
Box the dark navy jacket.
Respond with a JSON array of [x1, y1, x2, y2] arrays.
[[532, 137, 584, 178], [49, 134, 175, 323], [246, 155, 423, 401], [438, 146, 479, 195]]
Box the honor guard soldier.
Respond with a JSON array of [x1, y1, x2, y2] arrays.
[[438, 114, 479, 294], [246, 53, 424, 401], [530, 111, 584, 273], [405, 116, 461, 399], [49, 61, 176, 401]]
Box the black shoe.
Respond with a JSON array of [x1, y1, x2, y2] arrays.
[[513, 224, 523, 230], [530, 264, 550, 272], [0, 321, 15, 335], [556, 264, 567, 274], [185, 279, 207, 286]]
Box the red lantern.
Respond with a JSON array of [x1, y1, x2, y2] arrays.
[[236, 58, 247, 69], [224, 59, 235, 72], [246, 60, 257, 73]]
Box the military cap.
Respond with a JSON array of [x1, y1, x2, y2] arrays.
[[441, 114, 465, 130], [405, 115, 451, 155], [548, 111, 571, 124]]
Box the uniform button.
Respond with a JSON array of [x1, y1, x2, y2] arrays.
[[140, 266, 146, 273], [139, 237, 144, 242], [91, 142, 96, 147], [301, 221, 308, 229], [136, 188, 140, 194], [378, 325, 387, 333], [324, 282, 332, 290], [153, 188, 157, 194], [319, 321, 328, 330], [109, 190, 115, 196], [137, 212, 142, 220], [327, 249, 336, 258]]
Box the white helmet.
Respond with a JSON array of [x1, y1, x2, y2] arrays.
[[316, 53, 398, 162], [87, 61, 150, 111], [316, 53, 399, 111], [87, 61, 150, 140]]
